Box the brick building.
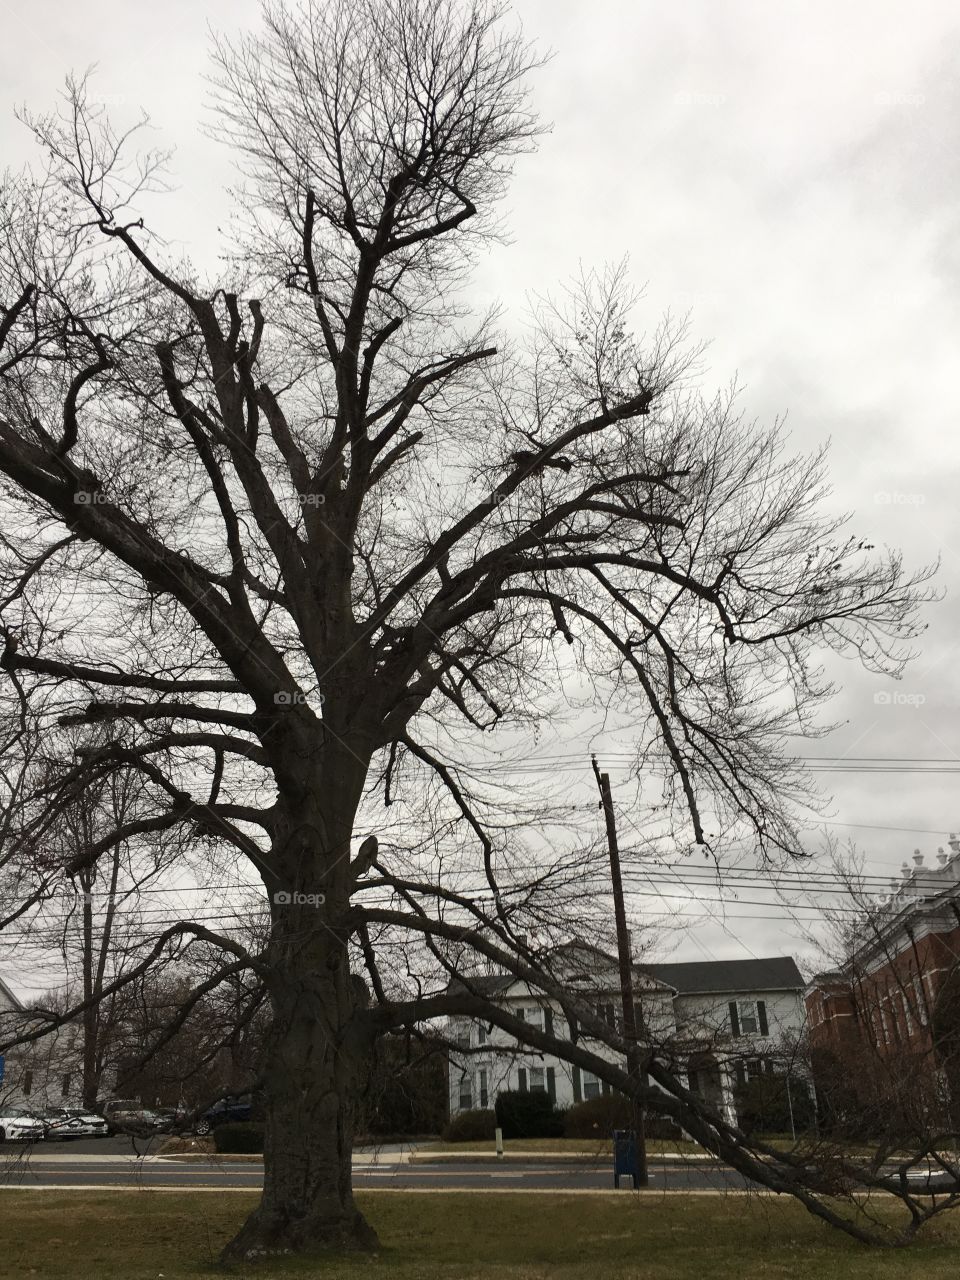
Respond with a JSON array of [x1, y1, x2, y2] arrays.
[[805, 838, 960, 1123]]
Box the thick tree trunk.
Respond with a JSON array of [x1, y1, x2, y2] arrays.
[[221, 946, 378, 1261], [222, 769, 379, 1262]]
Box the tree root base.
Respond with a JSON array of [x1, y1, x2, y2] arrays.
[[221, 1205, 380, 1264]]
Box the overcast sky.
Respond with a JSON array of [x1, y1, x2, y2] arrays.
[[2, 0, 959, 970]]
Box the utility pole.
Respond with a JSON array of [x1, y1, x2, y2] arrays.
[[592, 755, 648, 1187]]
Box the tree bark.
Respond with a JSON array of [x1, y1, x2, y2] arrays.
[[222, 774, 379, 1261], [221, 937, 378, 1260]]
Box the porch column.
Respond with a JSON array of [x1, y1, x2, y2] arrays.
[[718, 1059, 738, 1128]]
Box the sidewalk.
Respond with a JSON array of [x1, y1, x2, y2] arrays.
[[408, 1149, 721, 1165]]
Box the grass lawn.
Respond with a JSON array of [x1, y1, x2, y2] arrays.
[[1, 1191, 959, 1278]]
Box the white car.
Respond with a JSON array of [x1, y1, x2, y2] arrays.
[[44, 1108, 110, 1139], [0, 1107, 46, 1142]]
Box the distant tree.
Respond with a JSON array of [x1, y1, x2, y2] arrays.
[[0, 0, 937, 1261]]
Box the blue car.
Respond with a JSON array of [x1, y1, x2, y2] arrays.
[[193, 1095, 252, 1135]]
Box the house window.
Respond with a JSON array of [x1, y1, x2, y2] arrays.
[[913, 976, 928, 1026], [458, 1072, 473, 1111], [479, 1069, 489, 1109], [879, 1005, 891, 1044], [582, 1071, 601, 1101], [730, 1000, 768, 1037], [525, 1006, 543, 1031], [746, 1058, 764, 1081], [529, 1066, 546, 1093], [598, 1002, 617, 1030], [738, 1003, 758, 1035], [900, 992, 914, 1037], [477, 1021, 488, 1046]]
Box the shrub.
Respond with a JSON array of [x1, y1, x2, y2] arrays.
[[563, 1094, 631, 1139], [563, 1094, 683, 1141], [441, 1108, 497, 1142], [213, 1121, 264, 1153], [494, 1089, 563, 1139], [734, 1074, 815, 1136]]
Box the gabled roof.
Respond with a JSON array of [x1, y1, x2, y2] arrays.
[[639, 956, 804, 996], [444, 954, 804, 1001], [444, 973, 515, 997], [0, 974, 23, 1011]]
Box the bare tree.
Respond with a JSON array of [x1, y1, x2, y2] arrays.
[[0, 0, 937, 1260]]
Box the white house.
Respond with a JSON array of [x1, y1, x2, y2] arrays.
[[0, 973, 23, 1101], [446, 943, 807, 1126], [0, 973, 86, 1109]]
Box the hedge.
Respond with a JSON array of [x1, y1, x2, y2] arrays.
[[213, 1121, 265, 1153], [442, 1108, 498, 1142], [563, 1094, 683, 1141], [733, 1075, 815, 1136], [494, 1089, 563, 1139]]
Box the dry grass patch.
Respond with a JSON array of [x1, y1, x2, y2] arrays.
[[0, 1190, 958, 1278]]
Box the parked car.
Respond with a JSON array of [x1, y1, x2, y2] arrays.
[[193, 1095, 253, 1135], [152, 1106, 187, 1133], [43, 1108, 110, 1139], [101, 1100, 165, 1134], [0, 1107, 46, 1143]]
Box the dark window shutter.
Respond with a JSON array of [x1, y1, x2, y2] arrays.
[[601, 1077, 610, 1096], [573, 1065, 582, 1102], [757, 1001, 768, 1036], [729, 1001, 740, 1037], [547, 1067, 556, 1101], [545, 1006, 554, 1037], [518, 1067, 528, 1092], [517, 1006, 525, 1020], [568, 1015, 579, 1044], [735, 1062, 746, 1086]]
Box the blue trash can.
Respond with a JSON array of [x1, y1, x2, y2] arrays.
[[613, 1128, 639, 1188]]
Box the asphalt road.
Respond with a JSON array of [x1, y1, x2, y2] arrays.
[[0, 1153, 752, 1193]]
